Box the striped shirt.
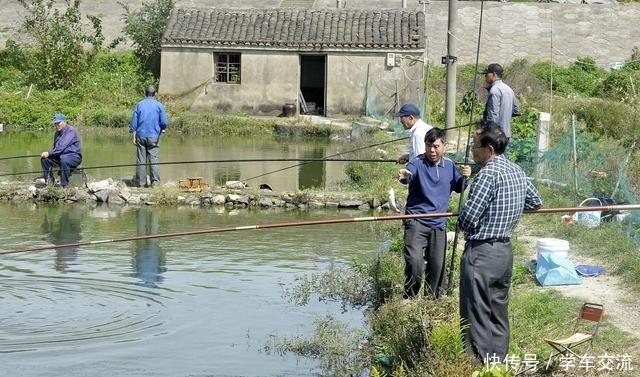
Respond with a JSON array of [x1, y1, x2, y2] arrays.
[[457, 154, 542, 241]]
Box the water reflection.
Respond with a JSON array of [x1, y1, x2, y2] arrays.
[[299, 146, 325, 189], [40, 207, 82, 273], [132, 208, 166, 287]]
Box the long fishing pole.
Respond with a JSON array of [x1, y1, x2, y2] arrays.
[[242, 136, 409, 182], [446, 0, 485, 296], [0, 154, 40, 161], [0, 158, 402, 178], [0, 156, 477, 179], [0, 123, 480, 179], [242, 121, 481, 183], [2, 204, 639, 256]]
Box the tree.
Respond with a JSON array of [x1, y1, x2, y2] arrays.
[[18, 0, 105, 90], [120, 0, 174, 78]]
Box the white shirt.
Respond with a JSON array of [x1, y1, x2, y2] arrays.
[[408, 119, 432, 160]]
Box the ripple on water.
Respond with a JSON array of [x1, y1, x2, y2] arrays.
[[0, 275, 171, 353]]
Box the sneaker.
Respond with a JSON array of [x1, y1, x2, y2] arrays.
[[33, 178, 46, 185]]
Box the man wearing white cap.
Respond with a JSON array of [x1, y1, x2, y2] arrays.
[[394, 103, 432, 164], [40, 113, 82, 187]]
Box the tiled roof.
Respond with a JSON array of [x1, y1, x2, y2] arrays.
[[163, 8, 425, 50]]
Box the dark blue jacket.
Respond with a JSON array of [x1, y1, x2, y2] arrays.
[[50, 125, 82, 159]]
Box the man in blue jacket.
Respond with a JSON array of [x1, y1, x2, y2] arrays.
[[398, 128, 471, 298], [130, 85, 169, 187], [40, 113, 82, 187]]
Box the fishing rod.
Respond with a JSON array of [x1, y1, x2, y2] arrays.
[[446, 0, 486, 296], [2, 204, 639, 256], [0, 154, 40, 161], [0, 157, 476, 179], [242, 122, 483, 183], [242, 136, 410, 182], [0, 158, 401, 178]]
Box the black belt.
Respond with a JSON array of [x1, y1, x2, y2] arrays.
[[470, 238, 510, 244]]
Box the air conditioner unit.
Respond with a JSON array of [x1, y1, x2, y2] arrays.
[[386, 53, 395, 68]]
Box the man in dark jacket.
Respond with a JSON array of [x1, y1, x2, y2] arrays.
[[40, 113, 82, 187]]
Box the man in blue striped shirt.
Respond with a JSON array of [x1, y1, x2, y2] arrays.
[[398, 128, 471, 298], [457, 123, 542, 364]]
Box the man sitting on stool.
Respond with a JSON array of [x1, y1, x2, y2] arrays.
[[40, 113, 82, 187]]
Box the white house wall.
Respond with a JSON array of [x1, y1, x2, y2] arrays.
[[161, 49, 299, 115], [160, 48, 424, 116], [160, 48, 213, 95], [326, 53, 424, 117]]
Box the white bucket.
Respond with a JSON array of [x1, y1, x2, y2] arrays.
[[537, 238, 570, 261], [573, 198, 602, 228]]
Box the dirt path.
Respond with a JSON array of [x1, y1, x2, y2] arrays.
[[519, 235, 640, 338]]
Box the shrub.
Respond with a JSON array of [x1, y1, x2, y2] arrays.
[[120, 0, 175, 77], [17, 0, 106, 90]]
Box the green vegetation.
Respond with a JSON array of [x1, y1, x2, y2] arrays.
[[120, 0, 174, 77], [3, 3, 640, 374], [16, 0, 107, 90], [273, 207, 638, 376]]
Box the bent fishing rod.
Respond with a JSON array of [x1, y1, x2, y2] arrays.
[[2, 204, 639, 256], [241, 121, 480, 183]]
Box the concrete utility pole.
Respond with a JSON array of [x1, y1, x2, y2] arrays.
[[444, 0, 458, 139]]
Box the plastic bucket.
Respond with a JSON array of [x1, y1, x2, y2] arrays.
[[573, 198, 602, 228], [537, 238, 570, 261]]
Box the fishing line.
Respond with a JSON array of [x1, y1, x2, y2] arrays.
[[0, 158, 399, 178], [241, 136, 410, 182], [446, 0, 485, 296], [2, 204, 638, 256]]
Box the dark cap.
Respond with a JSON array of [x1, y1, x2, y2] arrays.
[[52, 113, 66, 124], [478, 63, 504, 76], [393, 103, 421, 117], [146, 85, 157, 96]]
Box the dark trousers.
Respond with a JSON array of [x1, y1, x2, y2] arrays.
[[403, 219, 447, 298], [459, 239, 513, 363], [41, 154, 82, 187], [135, 137, 160, 187]]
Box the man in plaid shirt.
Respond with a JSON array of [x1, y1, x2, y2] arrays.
[[457, 123, 542, 364]]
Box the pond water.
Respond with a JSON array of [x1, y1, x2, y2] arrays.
[[0, 203, 381, 376], [0, 131, 353, 191]]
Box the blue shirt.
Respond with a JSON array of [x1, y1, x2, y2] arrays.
[[457, 154, 542, 240], [402, 155, 465, 229], [130, 96, 169, 138], [49, 124, 82, 159]]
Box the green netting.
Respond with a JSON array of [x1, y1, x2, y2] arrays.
[[520, 130, 626, 200], [511, 127, 640, 247]]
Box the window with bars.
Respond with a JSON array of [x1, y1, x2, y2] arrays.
[[214, 53, 241, 84]]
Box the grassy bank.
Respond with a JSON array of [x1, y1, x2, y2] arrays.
[[271, 209, 639, 376]]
